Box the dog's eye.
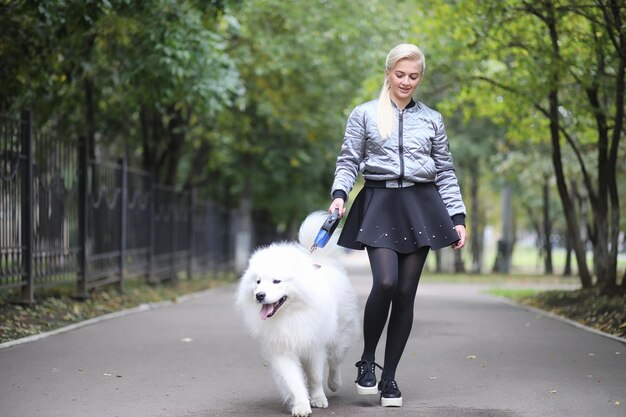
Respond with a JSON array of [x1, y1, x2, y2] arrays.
[[273, 279, 281, 284], [256, 279, 261, 284]]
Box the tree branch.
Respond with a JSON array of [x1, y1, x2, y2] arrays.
[[473, 75, 594, 201]]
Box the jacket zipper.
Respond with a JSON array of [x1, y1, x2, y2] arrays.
[[398, 109, 405, 187]]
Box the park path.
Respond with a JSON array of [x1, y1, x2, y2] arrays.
[[1, 251, 624, 417]]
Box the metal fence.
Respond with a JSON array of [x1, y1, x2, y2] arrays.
[[0, 111, 234, 303]]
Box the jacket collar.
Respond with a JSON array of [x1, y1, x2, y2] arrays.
[[391, 98, 418, 111]]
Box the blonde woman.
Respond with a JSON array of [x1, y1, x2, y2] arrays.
[[328, 43, 467, 407]]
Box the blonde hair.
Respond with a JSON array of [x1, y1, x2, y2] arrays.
[[377, 43, 426, 139]]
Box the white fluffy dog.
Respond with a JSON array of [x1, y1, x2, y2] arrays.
[[235, 211, 360, 417]]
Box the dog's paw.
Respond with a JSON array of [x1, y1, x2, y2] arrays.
[[291, 402, 312, 417], [310, 394, 329, 409]]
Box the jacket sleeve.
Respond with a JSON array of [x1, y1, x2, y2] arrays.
[[331, 105, 367, 201], [431, 112, 466, 218]]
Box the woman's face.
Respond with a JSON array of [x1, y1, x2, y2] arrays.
[[387, 58, 422, 105]]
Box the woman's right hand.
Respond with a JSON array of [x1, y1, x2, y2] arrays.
[[328, 198, 346, 218]]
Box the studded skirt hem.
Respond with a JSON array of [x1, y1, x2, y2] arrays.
[[337, 182, 460, 253]]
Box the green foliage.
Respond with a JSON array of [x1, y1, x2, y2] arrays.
[[419, 0, 623, 156], [1, 0, 420, 228], [416, 0, 625, 285], [486, 287, 541, 299], [212, 0, 416, 225], [1, 0, 241, 184], [3, 0, 623, 259]]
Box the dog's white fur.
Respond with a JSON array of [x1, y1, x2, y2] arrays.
[[235, 211, 360, 417]]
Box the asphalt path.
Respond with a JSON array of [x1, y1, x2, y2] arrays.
[[1, 252, 625, 417]]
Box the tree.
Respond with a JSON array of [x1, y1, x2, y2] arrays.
[[95, 0, 241, 184], [425, 0, 625, 291], [220, 0, 416, 241], [1, 0, 241, 187]]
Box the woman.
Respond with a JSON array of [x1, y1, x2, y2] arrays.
[[328, 43, 467, 407]]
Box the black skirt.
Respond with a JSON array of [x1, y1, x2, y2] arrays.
[[337, 181, 460, 253]]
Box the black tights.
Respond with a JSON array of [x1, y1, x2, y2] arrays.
[[362, 246, 430, 381]]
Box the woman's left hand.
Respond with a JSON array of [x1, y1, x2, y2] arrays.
[[452, 225, 466, 250]]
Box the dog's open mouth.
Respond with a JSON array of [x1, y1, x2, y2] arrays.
[[259, 296, 287, 320]]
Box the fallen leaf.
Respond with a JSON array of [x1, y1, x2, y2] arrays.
[[615, 401, 620, 407], [588, 353, 595, 357], [550, 390, 557, 394], [467, 355, 477, 360], [428, 376, 437, 380], [103, 373, 113, 377], [180, 337, 194, 343]]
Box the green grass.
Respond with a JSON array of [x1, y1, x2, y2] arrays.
[[482, 245, 626, 275], [421, 271, 579, 286], [486, 288, 542, 299]]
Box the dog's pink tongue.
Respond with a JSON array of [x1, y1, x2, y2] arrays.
[[259, 304, 273, 320]]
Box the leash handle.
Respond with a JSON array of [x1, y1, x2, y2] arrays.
[[310, 209, 340, 253]]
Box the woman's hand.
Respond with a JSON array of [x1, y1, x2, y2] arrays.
[[452, 225, 466, 250], [328, 198, 346, 218]]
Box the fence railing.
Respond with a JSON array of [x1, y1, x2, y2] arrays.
[[0, 110, 234, 303]]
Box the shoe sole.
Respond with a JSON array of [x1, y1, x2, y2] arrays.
[[355, 383, 379, 395], [381, 396, 403, 407]]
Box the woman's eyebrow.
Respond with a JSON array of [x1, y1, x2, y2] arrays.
[[395, 71, 420, 76]]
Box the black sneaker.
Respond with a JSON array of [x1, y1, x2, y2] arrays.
[[354, 360, 383, 395], [379, 378, 402, 407]]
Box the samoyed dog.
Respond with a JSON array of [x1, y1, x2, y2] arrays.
[[235, 211, 360, 417]]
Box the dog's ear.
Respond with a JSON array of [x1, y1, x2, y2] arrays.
[[313, 264, 322, 270]]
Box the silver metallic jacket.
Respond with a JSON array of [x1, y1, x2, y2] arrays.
[[331, 98, 466, 218]]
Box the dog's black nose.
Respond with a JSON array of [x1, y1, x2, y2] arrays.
[[256, 292, 266, 302]]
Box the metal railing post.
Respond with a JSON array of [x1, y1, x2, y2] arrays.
[[20, 110, 34, 304], [171, 190, 177, 282], [118, 158, 127, 293], [188, 188, 195, 280], [76, 135, 89, 299], [147, 171, 155, 284]]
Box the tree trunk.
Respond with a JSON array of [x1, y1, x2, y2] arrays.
[[163, 106, 187, 186], [139, 104, 160, 173], [83, 78, 96, 161], [542, 178, 553, 274], [469, 162, 482, 274], [492, 183, 515, 274], [549, 109, 592, 287], [604, 4, 625, 293], [562, 230, 572, 277], [454, 249, 465, 273], [544, 11, 593, 288], [585, 78, 615, 291]]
